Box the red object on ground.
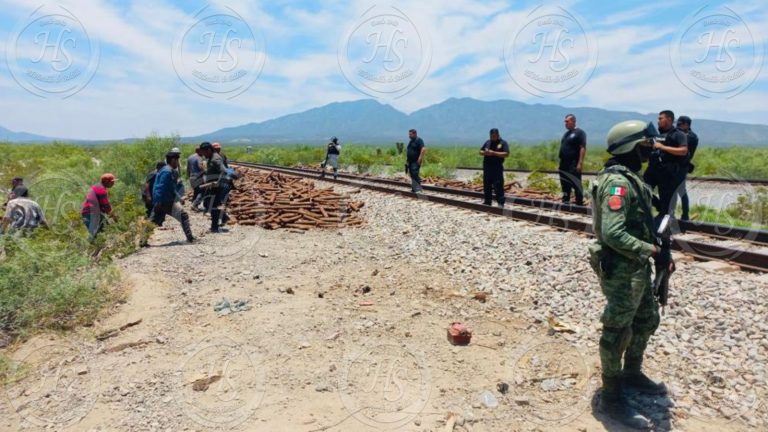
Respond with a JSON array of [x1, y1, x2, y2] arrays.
[[447, 322, 472, 345]]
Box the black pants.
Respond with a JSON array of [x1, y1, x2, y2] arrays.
[[559, 165, 583, 205], [644, 162, 686, 225], [204, 184, 231, 230], [483, 167, 505, 205], [408, 162, 422, 192]]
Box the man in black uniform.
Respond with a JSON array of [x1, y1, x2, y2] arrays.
[[479, 128, 510, 207], [643, 110, 688, 224], [676, 116, 699, 221], [558, 114, 587, 206], [406, 129, 426, 193]]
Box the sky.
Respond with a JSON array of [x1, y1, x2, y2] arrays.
[[0, 0, 766, 140]]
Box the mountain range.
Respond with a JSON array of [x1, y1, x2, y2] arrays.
[[193, 98, 768, 147], [0, 126, 53, 143], [3, 98, 767, 146]]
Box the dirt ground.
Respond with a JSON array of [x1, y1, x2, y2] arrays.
[[0, 185, 761, 432]]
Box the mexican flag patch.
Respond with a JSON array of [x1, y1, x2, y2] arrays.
[[610, 186, 626, 196]]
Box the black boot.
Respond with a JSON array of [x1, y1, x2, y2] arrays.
[[623, 357, 668, 395], [210, 209, 221, 232], [599, 375, 651, 430]]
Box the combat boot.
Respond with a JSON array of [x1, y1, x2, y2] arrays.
[[623, 357, 668, 395], [599, 375, 651, 430]]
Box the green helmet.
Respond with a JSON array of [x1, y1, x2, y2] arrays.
[[606, 120, 658, 155]]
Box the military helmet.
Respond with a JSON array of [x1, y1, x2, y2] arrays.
[[606, 120, 658, 155]]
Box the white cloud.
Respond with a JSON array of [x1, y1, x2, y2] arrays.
[[0, 0, 766, 139]]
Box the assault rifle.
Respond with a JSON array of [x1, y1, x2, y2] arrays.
[[653, 214, 674, 314]]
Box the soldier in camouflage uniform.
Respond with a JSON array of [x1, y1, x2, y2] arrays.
[[589, 120, 671, 430]]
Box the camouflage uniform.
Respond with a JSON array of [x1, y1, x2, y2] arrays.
[[590, 164, 659, 378]]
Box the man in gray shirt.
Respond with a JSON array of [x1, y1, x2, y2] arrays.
[[187, 146, 205, 211]]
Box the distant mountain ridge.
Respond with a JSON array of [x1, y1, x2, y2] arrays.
[[0, 126, 53, 143], [192, 98, 768, 147], [3, 98, 768, 146]]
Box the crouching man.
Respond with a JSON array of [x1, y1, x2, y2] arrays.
[[152, 149, 195, 243]]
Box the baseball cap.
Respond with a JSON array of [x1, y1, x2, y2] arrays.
[[199, 142, 213, 151], [677, 116, 692, 126]]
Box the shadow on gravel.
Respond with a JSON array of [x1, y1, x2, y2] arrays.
[[591, 389, 673, 431], [150, 240, 189, 248]]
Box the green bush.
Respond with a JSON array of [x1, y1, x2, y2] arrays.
[[0, 136, 176, 345], [726, 187, 767, 226], [526, 171, 560, 194]]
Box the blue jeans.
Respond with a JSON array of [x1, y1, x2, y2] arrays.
[[82, 213, 104, 241]]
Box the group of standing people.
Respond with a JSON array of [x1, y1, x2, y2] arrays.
[[78, 141, 236, 244], [555, 112, 698, 223]]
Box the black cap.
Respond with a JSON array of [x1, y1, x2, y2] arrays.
[[489, 128, 499, 135], [12, 176, 23, 182], [199, 142, 213, 151], [677, 116, 692, 126]]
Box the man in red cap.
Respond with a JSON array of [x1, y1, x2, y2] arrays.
[[81, 173, 117, 241], [212, 142, 229, 168]]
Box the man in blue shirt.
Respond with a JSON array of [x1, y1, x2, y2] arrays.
[[152, 150, 195, 243]]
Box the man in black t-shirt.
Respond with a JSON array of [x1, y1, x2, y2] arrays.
[[676, 116, 699, 221], [480, 128, 510, 207], [406, 129, 426, 193], [558, 114, 587, 205], [643, 110, 688, 224]]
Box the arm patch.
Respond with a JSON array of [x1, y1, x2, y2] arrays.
[[608, 195, 623, 211]]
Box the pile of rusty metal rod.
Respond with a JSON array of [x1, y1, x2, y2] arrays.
[[226, 168, 365, 230], [420, 177, 556, 200]]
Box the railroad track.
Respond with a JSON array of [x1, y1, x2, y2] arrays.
[[453, 166, 768, 186], [232, 162, 768, 273]]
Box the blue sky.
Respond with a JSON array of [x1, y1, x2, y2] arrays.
[[0, 0, 766, 140]]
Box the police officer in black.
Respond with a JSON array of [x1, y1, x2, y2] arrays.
[[558, 114, 587, 206], [676, 116, 698, 221], [643, 110, 688, 224], [406, 129, 426, 193], [480, 128, 510, 207]]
